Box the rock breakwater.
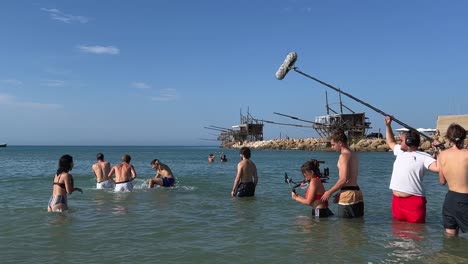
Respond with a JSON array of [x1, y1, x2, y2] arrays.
[[226, 135, 467, 154]]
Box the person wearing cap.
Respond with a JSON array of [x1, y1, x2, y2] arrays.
[[92, 153, 113, 189], [148, 159, 175, 188]]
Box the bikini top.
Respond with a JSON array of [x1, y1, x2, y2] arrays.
[[53, 174, 66, 189], [305, 178, 328, 206]]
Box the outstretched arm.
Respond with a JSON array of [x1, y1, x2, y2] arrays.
[[385, 116, 397, 151]]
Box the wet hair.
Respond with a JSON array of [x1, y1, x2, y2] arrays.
[[56, 154, 73, 175], [122, 154, 131, 163], [151, 159, 159, 165], [446, 123, 466, 149], [96, 153, 104, 161], [240, 147, 251, 159], [330, 129, 347, 144], [301, 159, 321, 176]]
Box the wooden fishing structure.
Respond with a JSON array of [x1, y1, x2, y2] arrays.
[[312, 91, 372, 139], [231, 109, 264, 142], [205, 109, 264, 147], [272, 91, 372, 140]]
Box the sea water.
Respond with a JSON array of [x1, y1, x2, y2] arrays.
[[0, 146, 466, 263]]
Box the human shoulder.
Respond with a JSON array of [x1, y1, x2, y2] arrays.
[[339, 149, 352, 161], [415, 150, 435, 159], [60, 172, 71, 181]]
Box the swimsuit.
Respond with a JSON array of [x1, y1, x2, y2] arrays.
[[234, 182, 256, 197], [305, 179, 333, 218], [48, 174, 68, 211], [312, 208, 334, 218], [337, 186, 364, 218], [162, 177, 175, 187], [392, 195, 426, 223], [114, 180, 133, 192], [48, 195, 67, 211], [96, 180, 113, 189], [443, 190, 468, 232]]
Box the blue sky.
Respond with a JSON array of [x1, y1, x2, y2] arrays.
[[0, 0, 467, 146]]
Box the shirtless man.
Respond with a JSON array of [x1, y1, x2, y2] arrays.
[[437, 123, 468, 236], [92, 153, 113, 189], [385, 116, 438, 223], [108, 154, 137, 192], [148, 159, 175, 188], [321, 129, 364, 218], [231, 147, 258, 197]]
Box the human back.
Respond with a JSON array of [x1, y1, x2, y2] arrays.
[[238, 158, 257, 183], [439, 123, 468, 193], [114, 163, 134, 183], [92, 153, 111, 183]]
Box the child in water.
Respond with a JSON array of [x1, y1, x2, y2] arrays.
[[291, 160, 333, 218]]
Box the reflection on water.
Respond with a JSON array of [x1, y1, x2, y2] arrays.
[[112, 191, 133, 215], [381, 220, 427, 263], [2, 147, 468, 263], [48, 212, 73, 226]]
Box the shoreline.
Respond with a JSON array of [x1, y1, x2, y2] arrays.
[[224, 135, 466, 154]]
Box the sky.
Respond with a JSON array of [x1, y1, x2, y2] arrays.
[[0, 0, 467, 146]]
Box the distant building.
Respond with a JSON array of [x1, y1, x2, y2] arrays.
[[437, 114, 468, 136]]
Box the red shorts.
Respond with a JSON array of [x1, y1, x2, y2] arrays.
[[392, 195, 426, 224]]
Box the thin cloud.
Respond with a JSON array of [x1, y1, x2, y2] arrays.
[[1, 79, 23, 86], [41, 79, 65, 87], [132, 82, 151, 90], [44, 68, 71, 75], [0, 93, 63, 109], [77, 45, 120, 55], [41, 8, 90, 24], [151, 88, 178, 102]]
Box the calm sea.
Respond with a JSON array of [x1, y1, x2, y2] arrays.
[[0, 146, 466, 264]]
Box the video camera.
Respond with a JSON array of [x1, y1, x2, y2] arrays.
[[284, 160, 330, 193]]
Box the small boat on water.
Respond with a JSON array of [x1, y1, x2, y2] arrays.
[[0, 143, 7, 147]]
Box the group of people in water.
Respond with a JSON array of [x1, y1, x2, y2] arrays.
[[289, 118, 467, 236], [48, 154, 175, 212], [48, 117, 468, 236], [208, 153, 227, 163]]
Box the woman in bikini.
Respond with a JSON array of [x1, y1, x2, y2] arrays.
[[291, 160, 334, 218], [48, 154, 83, 212]]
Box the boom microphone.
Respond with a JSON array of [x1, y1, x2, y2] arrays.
[[275, 52, 297, 80]]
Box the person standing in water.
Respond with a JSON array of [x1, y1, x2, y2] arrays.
[[438, 123, 468, 235], [108, 154, 137, 192], [231, 147, 258, 197], [292, 160, 333, 218], [321, 129, 364, 218], [48, 154, 83, 212], [385, 116, 438, 223], [92, 153, 113, 189]]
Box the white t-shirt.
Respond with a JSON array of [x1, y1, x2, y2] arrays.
[[389, 145, 436, 196]]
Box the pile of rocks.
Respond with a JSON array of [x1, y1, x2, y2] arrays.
[[227, 135, 467, 154]]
